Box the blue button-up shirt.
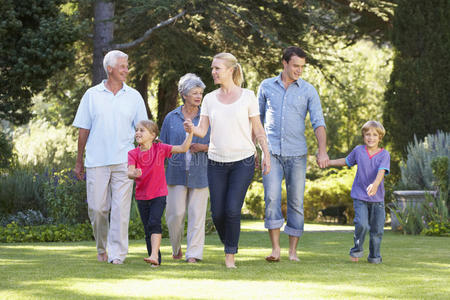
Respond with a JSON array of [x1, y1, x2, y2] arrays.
[[257, 74, 326, 156], [72, 81, 148, 167], [160, 106, 210, 188]]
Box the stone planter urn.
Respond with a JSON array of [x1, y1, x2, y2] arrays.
[[390, 190, 437, 231]]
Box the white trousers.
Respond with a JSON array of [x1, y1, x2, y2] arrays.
[[86, 163, 133, 262], [166, 185, 209, 260]]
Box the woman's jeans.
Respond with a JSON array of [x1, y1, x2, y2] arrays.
[[137, 196, 166, 265], [207, 156, 255, 254], [350, 199, 385, 263]]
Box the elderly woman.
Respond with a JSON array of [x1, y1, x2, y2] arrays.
[[160, 73, 210, 263]]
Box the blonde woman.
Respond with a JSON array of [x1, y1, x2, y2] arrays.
[[185, 53, 270, 268]]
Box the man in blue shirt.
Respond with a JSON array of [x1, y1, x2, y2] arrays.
[[73, 50, 148, 265], [258, 46, 329, 262]]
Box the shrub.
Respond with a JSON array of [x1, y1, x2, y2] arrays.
[[43, 168, 88, 224], [398, 131, 449, 190], [0, 209, 53, 227], [0, 168, 48, 215], [243, 168, 355, 222], [393, 156, 449, 235], [0, 131, 14, 170]]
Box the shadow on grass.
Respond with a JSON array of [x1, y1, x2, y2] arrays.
[[0, 229, 449, 299]]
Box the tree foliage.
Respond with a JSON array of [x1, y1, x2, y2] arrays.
[[383, 0, 450, 155], [0, 0, 79, 125]]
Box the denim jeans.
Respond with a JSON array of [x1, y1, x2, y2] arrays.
[[137, 196, 166, 265], [262, 153, 306, 237], [350, 199, 385, 263], [207, 155, 255, 254]]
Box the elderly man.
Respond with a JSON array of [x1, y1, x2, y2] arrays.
[[73, 50, 148, 264], [258, 46, 329, 262]]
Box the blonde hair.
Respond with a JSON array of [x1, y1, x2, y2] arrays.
[[138, 120, 160, 143], [361, 121, 386, 139], [213, 52, 244, 87]]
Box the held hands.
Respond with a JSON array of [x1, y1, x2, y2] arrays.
[[316, 151, 330, 169], [183, 119, 194, 133], [366, 183, 379, 197]]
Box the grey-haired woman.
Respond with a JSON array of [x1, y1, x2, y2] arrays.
[[159, 73, 210, 263]]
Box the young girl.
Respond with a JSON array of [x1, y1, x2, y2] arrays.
[[328, 121, 390, 264], [128, 120, 194, 267]]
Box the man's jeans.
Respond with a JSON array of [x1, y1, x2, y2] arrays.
[[207, 156, 255, 254], [350, 199, 385, 263], [263, 153, 306, 237]]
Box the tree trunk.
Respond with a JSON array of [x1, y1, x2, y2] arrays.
[[134, 73, 153, 120], [156, 80, 179, 128], [92, 0, 114, 85]]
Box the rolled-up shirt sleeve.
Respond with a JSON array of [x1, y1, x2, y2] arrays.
[[308, 87, 326, 131]]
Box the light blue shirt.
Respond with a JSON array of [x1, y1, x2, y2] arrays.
[[73, 81, 148, 167], [258, 73, 326, 156]]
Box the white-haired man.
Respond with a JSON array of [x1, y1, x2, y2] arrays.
[[73, 50, 148, 264]]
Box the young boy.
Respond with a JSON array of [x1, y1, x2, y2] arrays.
[[328, 121, 390, 263]]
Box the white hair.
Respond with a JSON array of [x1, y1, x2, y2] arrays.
[[178, 73, 206, 103], [103, 50, 128, 76]]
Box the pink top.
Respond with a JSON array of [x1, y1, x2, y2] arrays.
[[128, 143, 173, 200]]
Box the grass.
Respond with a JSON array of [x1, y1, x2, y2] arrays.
[[0, 220, 449, 299]]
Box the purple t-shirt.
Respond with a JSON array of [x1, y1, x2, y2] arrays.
[[345, 145, 390, 202]]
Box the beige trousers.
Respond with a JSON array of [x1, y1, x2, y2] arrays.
[[86, 163, 133, 263], [166, 185, 209, 260]]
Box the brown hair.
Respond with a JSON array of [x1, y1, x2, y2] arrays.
[[213, 52, 244, 87], [138, 120, 160, 143], [361, 120, 386, 139]]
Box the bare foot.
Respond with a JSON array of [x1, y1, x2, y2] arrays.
[[97, 252, 108, 262], [225, 254, 236, 268], [289, 252, 300, 261], [350, 256, 359, 262], [265, 248, 281, 262], [187, 257, 198, 263], [172, 248, 183, 260], [144, 256, 159, 265]]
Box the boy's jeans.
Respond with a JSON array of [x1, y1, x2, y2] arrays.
[[350, 199, 385, 263]]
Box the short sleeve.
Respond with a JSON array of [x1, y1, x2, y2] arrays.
[[200, 95, 210, 116], [128, 149, 137, 166], [133, 93, 148, 128], [345, 147, 358, 167], [379, 150, 391, 175], [72, 92, 92, 129], [247, 90, 260, 117], [160, 143, 173, 159]]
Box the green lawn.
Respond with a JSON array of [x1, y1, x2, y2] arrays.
[[1, 221, 449, 299]]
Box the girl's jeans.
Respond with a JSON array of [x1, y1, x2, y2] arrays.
[[350, 199, 385, 263], [137, 196, 166, 265], [207, 156, 255, 254]]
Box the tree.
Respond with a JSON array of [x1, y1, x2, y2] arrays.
[[0, 0, 79, 125], [383, 0, 450, 155]]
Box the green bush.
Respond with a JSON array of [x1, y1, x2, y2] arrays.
[[304, 168, 355, 221], [0, 131, 14, 170], [0, 209, 53, 227], [243, 168, 355, 222], [43, 168, 88, 224], [0, 168, 48, 215], [398, 131, 449, 190]]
